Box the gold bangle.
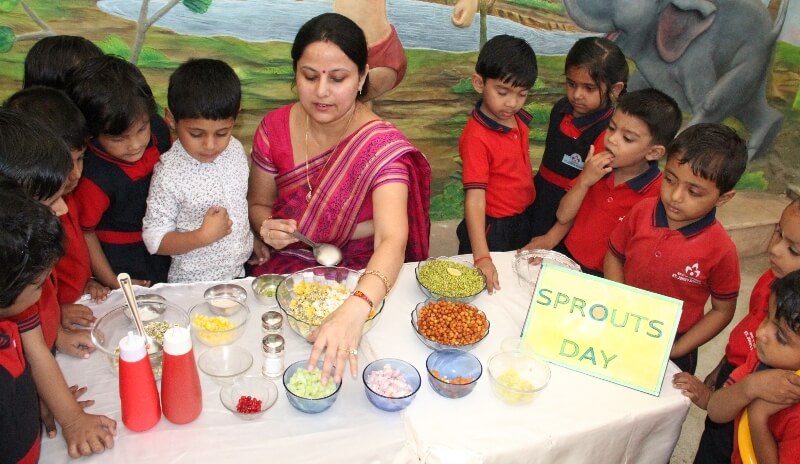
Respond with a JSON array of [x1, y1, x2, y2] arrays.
[[350, 290, 374, 312], [359, 269, 392, 293]]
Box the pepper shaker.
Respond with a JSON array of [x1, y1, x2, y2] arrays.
[[261, 334, 285, 378], [261, 311, 283, 336]]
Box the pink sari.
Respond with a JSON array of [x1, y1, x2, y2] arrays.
[[251, 105, 431, 275]]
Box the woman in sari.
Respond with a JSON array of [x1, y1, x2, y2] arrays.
[[247, 13, 431, 383]]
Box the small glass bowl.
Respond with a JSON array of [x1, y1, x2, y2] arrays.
[[220, 376, 278, 420], [283, 360, 342, 414], [197, 345, 253, 384], [362, 358, 421, 412], [411, 299, 489, 351], [189, 299, 249, 346], [415, 257, 486, 303], [203, 284, 248, 315], [425, 349, 482, 399], [513, 249, 581, 295], [251, 274, 285, 307], [487, 351, 550, 405]]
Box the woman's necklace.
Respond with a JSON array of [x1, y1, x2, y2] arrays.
[[304, 106, 357, 202]]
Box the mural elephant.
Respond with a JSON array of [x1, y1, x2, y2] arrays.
[[564, 0, 788, 159], [451, 0, 478, 27]]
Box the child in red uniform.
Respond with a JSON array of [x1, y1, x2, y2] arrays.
[[67, 55, 172, 289], [707, 270, 800, 464], [527, 37, 628, 240], [523, 89, 681, 277], [23, 35, 103, 90], [456, 34, 538, 293], [606, 123, 748, 374], [673, 199, 800, 463]]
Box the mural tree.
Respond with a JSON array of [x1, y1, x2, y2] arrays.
[[0, 0, 54, 52], [478, 0, 497, 49], [129, 0, 212, 64]]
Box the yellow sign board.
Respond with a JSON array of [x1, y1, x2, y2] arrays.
[[521, 263, 683, 395]]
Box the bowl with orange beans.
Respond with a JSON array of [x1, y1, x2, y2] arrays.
[[410, 299, 490, 351]]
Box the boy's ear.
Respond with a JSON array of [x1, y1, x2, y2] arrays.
[[645, 144, 666, 162], [715, 189, 736, 208], [471, 73, 485, 94], [164, 108, 176, 130]]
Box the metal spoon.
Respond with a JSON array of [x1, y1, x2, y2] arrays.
[[291, 230, 343, 266], [117, 273, 163, 354]]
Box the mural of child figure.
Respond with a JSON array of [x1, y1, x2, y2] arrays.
[[334, 0, 407, 101]]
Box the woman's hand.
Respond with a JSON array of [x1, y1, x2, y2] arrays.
[[307, 297, 371, 385], [260, 218, 300, 250]]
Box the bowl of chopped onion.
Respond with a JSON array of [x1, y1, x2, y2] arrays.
[[275, 266, 384, 340], [189, 299, 249, 346]]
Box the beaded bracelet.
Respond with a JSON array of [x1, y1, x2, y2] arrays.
[[474, 255, 492, 265], [359, 269, 392, 293], [350, 290, 374, 311]]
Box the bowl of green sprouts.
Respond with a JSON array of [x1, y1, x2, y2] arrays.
[[415, 257, 486, 303]]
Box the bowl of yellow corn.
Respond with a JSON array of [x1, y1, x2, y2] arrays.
[[189, 299, 250, 346]]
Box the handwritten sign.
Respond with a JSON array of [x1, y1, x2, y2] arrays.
[[520, 263, 683, 395]]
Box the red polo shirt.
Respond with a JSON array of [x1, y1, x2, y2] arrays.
[[55, 193, 92, 304], [608, 197, 740, 333], [565, 161, 661, 273], [460, 101, 535, 218], [724, 269, 776, 367], [9, 272, 59, 350]]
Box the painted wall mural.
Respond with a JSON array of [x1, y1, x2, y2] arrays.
[[1, 0, 798, 220]]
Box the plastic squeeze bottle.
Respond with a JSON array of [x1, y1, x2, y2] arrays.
[[160, 326, 203, 424], [119, 333, 161, 431]]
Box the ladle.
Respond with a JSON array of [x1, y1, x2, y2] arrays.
[[117, 273, 163, 354], [291, 230, 343, 266]]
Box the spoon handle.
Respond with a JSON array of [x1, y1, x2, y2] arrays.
[[117, 273, 146, 337], [290, 230, 318, 248]]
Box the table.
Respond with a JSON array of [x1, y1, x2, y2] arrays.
[[40, 252, 690, 463]]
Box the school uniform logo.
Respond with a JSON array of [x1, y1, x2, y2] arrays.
[[562, 152, 584, 170], [672, 262, 702, 284]]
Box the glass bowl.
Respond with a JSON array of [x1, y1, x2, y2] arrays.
[[425, 348, 482, 399], [188, 299, 249, 346], [513, 250, 581, 295], [487, 351, 550, 405], [415, 257, 486, 302], [91, 299, 190, 379], [411, 299, 489, 351], [362, 358, 421, 412], [197, 345, 254, 384], [220, 375, 278, 420], [283, 360, 342, 414], [276, 266, 384, 340], [204, 283, 248, 309], [251, 274, 285, 307]]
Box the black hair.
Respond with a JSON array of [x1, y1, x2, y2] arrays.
[[5, 86, 88, 151], [23, 35, 104, 90], [168, 58, 241, 121], [475, 34, 538, 89], [773, 269, 800, 333], [0, 177, 65, 309], [615, 88, 682, 147], [666, 123, 748, 194], [565, 37, 628, 107], [291, 13, 370, 102], [0, 108, 71, 200], [66, 55, 157, 137]]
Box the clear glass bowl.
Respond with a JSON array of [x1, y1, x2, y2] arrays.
[[410, 299, 489, 351], [415, 257, 486, 303], [276, 266, 383, 340], [487, 351, 550, 405], [283, 360, 342, 414], [513, 250, 581, 295], [425, 348, 482, 399], [188, 299, 249, 346], [251, 274, 285, 307], [220, 376, 278, 420], [362, 358, 421, 412], [203, 283, 248, 307], [197, 345, 253, 384]]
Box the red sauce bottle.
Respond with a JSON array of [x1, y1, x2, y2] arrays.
[[119, 334, 161, 431], [161, 327, 202, 424]]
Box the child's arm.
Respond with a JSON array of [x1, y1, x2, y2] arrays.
[[155, 206, 232, 255], [555, 147, 612, 226], [707, 369, 800, 422], [21, 326, 115, 457], [522, 221, 571, 251], [464, 189, 500, 293], [748, 398, 787, 464], [84, 231, 120, 289], [671, 296, 736, 359], [603, 249, 625, 283]]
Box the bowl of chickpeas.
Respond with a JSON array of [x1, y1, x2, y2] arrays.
[[415, 257, 486, 303], [411, 299, 490, 351]]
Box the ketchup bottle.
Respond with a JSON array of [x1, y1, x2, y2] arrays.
[[118, 333, 161, 431], [160, 327, 202, 424]]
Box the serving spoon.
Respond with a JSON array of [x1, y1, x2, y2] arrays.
[[117, 273, 163, 354], [291, 230, 343, 266]]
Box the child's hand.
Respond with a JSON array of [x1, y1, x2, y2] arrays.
[[41, 385, 95, 438], [578, 147, 614, 188], [477, 259, 500, 294], [84, 279, 110, 303], [131, 278, 151, 287], [673, 372, 713, 409], [248, 236, 271, 265], [55, 328, 95, 359], [200, 206, 232, 244], [521, 235, 556, 252], [60, 412, 116, 458], [747, 369, 800, 405], [61, 303, 96, 329]]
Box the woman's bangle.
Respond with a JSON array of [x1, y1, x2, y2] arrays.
[[474, 255, 492, 265], [350, 290, 374, 312], [359, 269, 392, 293]]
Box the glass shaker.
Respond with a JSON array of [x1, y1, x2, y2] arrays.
[[261, 334, 285, 378], [261, 311, 283, 336]]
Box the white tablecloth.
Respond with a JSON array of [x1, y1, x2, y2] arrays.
[[40, 252, 689, 463]]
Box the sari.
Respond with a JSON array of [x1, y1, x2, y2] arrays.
[[251, 104, 431, 275]]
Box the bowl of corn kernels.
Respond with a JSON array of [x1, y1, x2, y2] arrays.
[[411, 298, 490, 351], [188, 299, 249, 346], [415, 257, 486, 303]]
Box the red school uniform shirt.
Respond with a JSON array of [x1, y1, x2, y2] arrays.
[[729, 351, 800, 464], [8, 272, 60, 350], [608, 197, 740, 333], [564, 160, 661, 273], [460, 101, 535, 218], [55, 193, 92, 304], [724, 269, 776, 367]]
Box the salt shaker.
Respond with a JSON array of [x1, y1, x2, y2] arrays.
[[261, 311, 283, 336], [118, 333, 161, 432], [261, 334, 285, 378]]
